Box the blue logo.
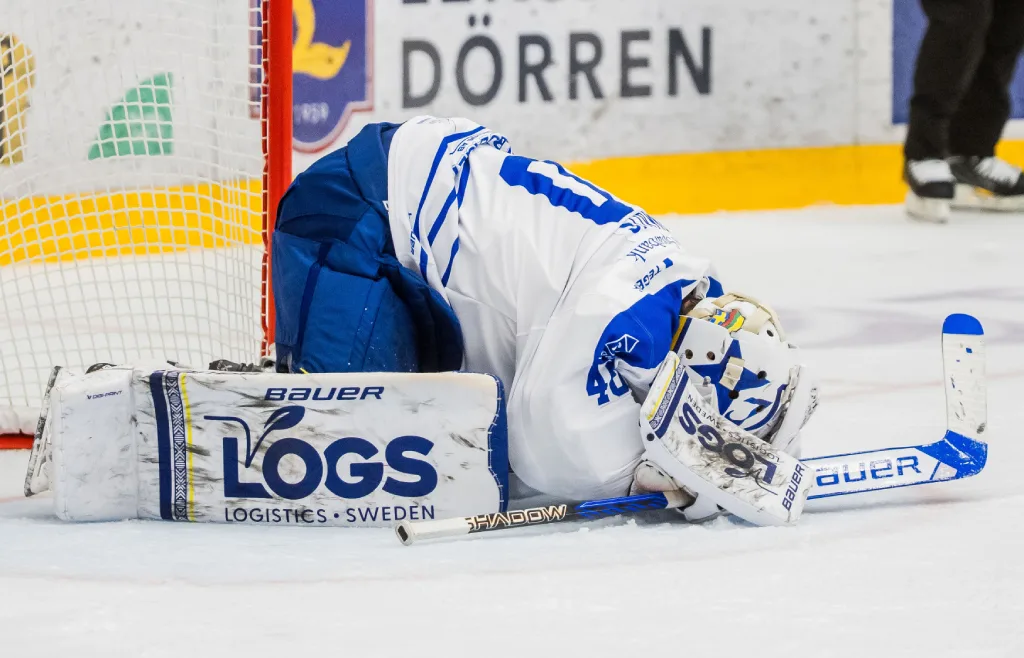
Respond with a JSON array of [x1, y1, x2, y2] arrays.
[[209, 406, 437, 501], [677, 400, 779, 486], [814, 457, 921, 488], [601, 334, 639, 361], [781, 462, 805, 511], [292, 0, 373, 152]]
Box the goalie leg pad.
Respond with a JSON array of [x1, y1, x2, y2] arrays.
[[52, 367, 138, 521], [51, 369, 509, 526]]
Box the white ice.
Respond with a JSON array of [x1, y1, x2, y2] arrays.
[[2, 205, 1023, 657]]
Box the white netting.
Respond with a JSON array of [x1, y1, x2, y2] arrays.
[[0, 0, 267, 432]]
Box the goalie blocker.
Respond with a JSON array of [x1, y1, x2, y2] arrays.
[[44, 367, 508, 527]]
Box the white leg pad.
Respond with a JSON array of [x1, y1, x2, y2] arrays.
[[52, 368, 138, 522], [49, 368, 509, 526]]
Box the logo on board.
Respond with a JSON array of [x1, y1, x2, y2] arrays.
[[292, 0, 373, 152]]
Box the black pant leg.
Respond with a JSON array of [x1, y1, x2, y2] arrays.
[[904, 0, 993, 160], [948, 0, 1024, 157]]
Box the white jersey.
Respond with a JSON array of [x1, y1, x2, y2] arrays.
[[387, 117, 719, 500]]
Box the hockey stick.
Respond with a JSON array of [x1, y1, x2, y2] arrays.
[[396, 314, 987, 545], [396, 491, 691, 545]]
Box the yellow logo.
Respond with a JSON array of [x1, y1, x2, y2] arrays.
[[1, 33, 35, 165], [293, 0, 350, 80]]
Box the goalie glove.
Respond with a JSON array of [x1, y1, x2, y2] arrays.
[[637, 350, 813, 526]]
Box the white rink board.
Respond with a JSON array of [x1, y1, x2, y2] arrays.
[[301, 0, 1024, 170], [8, 0, 1024, 182], [370, 0, 856, 160], [2, 205, 1023, 657]]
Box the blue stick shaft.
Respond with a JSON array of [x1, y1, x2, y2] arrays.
[[470, 491, 684, 534]]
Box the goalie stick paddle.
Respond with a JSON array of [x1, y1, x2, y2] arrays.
[[396, 313, 988, 545], [804, 312, 987, 499]]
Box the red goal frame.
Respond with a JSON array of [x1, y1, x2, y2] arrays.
[[262, 0, 293, 355]]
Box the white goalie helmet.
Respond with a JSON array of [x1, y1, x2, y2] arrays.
[[675, 292, 817, 455]]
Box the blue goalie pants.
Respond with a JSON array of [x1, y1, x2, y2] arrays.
[[271, 122, 464, 375]]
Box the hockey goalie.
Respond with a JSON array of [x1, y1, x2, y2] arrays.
[[26, 116, 818, 528]]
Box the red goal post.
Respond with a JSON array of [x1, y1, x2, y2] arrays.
[[263, 0, 293, 355]]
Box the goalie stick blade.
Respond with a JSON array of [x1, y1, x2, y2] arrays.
[[804, 430, 987, 500], [806, 313, 987, 500]]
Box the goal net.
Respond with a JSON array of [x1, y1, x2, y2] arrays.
[[0, 0, 290, 435]]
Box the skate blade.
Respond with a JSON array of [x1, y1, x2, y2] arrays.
[[952, 184, 1024, 212], [905, 191, 950, 223]]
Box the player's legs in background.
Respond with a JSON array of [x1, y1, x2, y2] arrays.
[[903, 0, 993, 221], [906, 0, 993, 159], [947, 0, 1024, 207]]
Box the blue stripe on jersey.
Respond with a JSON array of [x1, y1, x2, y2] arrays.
[[427, 189, 457, 245], [441, 236, 460, 287], [418, 244, 430, 280], [411, 126, 485, 276], [456, 159, 473, 207], [498, 155, 634, 226], [428, 145, 477, 283], [427, 148, 474, 281], [431, 158, 476, 282], [548, 159, 615, 202]]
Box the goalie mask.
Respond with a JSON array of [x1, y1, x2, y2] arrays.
[[674, 293, 817, 455]]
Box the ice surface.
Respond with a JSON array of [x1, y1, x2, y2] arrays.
[[2, 205, 1023, 657]]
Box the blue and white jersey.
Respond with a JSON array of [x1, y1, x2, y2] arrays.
[[387, 116, 720, 500]]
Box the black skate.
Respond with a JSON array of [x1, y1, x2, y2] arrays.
[[904, 159, 955, 223], [949, 156, 1024, 212]]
